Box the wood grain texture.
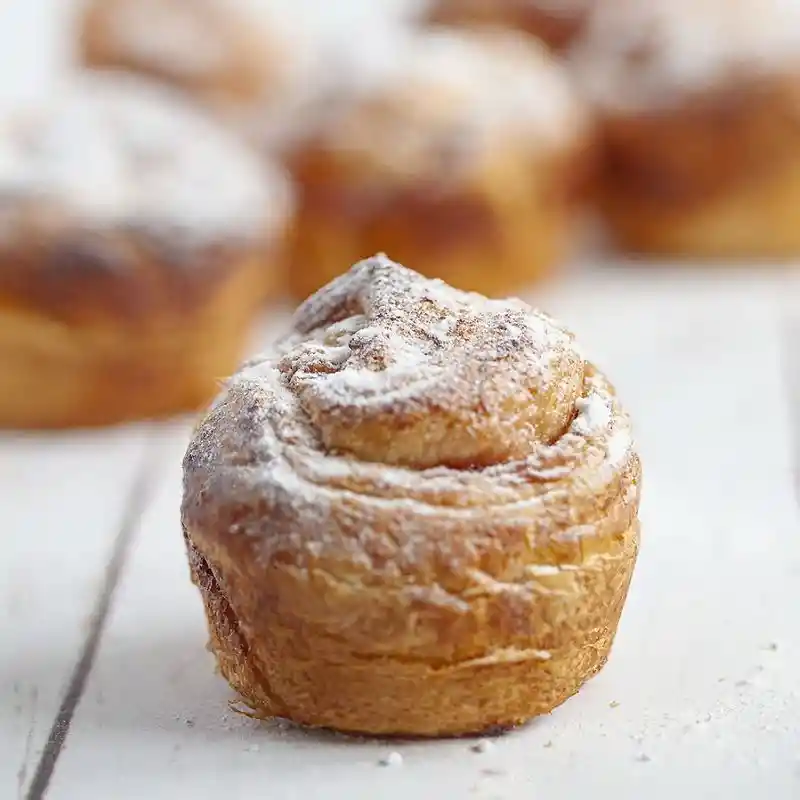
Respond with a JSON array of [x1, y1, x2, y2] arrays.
[[22, 438, 164, 800], [0, 427, 149, 799]]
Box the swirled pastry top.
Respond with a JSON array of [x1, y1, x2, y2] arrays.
[[569, 0, 800, 111], [183, 256, 638, 575], [0, 72, 293, 253], [303, 27, 590, 179]]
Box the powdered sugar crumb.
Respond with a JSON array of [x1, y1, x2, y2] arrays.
[[379, 751, 404, 767], [573, 393, 612, 435]]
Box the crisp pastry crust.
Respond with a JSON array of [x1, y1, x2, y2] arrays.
[[182, 255, 642, 737], [79, 0, 281, 112], [285, 27, 594, 301], [422, 0, 593, 51], [0, 72, 294, 429], [570, 0, 800, 256]]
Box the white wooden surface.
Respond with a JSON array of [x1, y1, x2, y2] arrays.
[[3, 266, 797, 800], [2, 2, 799, 799]]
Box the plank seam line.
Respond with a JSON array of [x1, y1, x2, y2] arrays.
[[779, 309, 800, 511], [23, 435, 164, 800]]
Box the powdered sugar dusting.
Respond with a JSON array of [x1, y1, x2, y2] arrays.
[[280, 256, 569, 420], [573, 392, 612, 436], [570, 0, 800, 111], [0, 72, 292, 251]]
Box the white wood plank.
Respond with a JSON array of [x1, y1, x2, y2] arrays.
[[779, 267, 800, 506], [0, 426, 151, 798], [47, 274, 799, 800]]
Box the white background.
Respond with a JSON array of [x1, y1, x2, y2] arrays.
[[1, 2, 798, 799]]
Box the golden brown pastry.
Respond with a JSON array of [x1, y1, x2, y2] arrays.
[[0, 72, 294, 429], [569, 0, 800, 257], [421, 0, 594, 52], [182, 255, 642, 737], [284, 27, 594, 301], [79, 0, 282, 114]]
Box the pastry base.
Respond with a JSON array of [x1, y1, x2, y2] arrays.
[[593, 75, 800, 259], [423, 1, 587, 52], [0, 256, 264, 429], [186, 522, 639, 738], [287, 216, 565, 303], [287, 149, 585, 301], [602, 153, 800, 258]]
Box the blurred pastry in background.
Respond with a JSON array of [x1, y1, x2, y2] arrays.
[[0, 72, 294, 429], [420, 0, 593, 52], [570, 0, 800, 258], [284, 27, 593, 301], [79, 0, 281, 115], [78, 0, 329, 155]]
